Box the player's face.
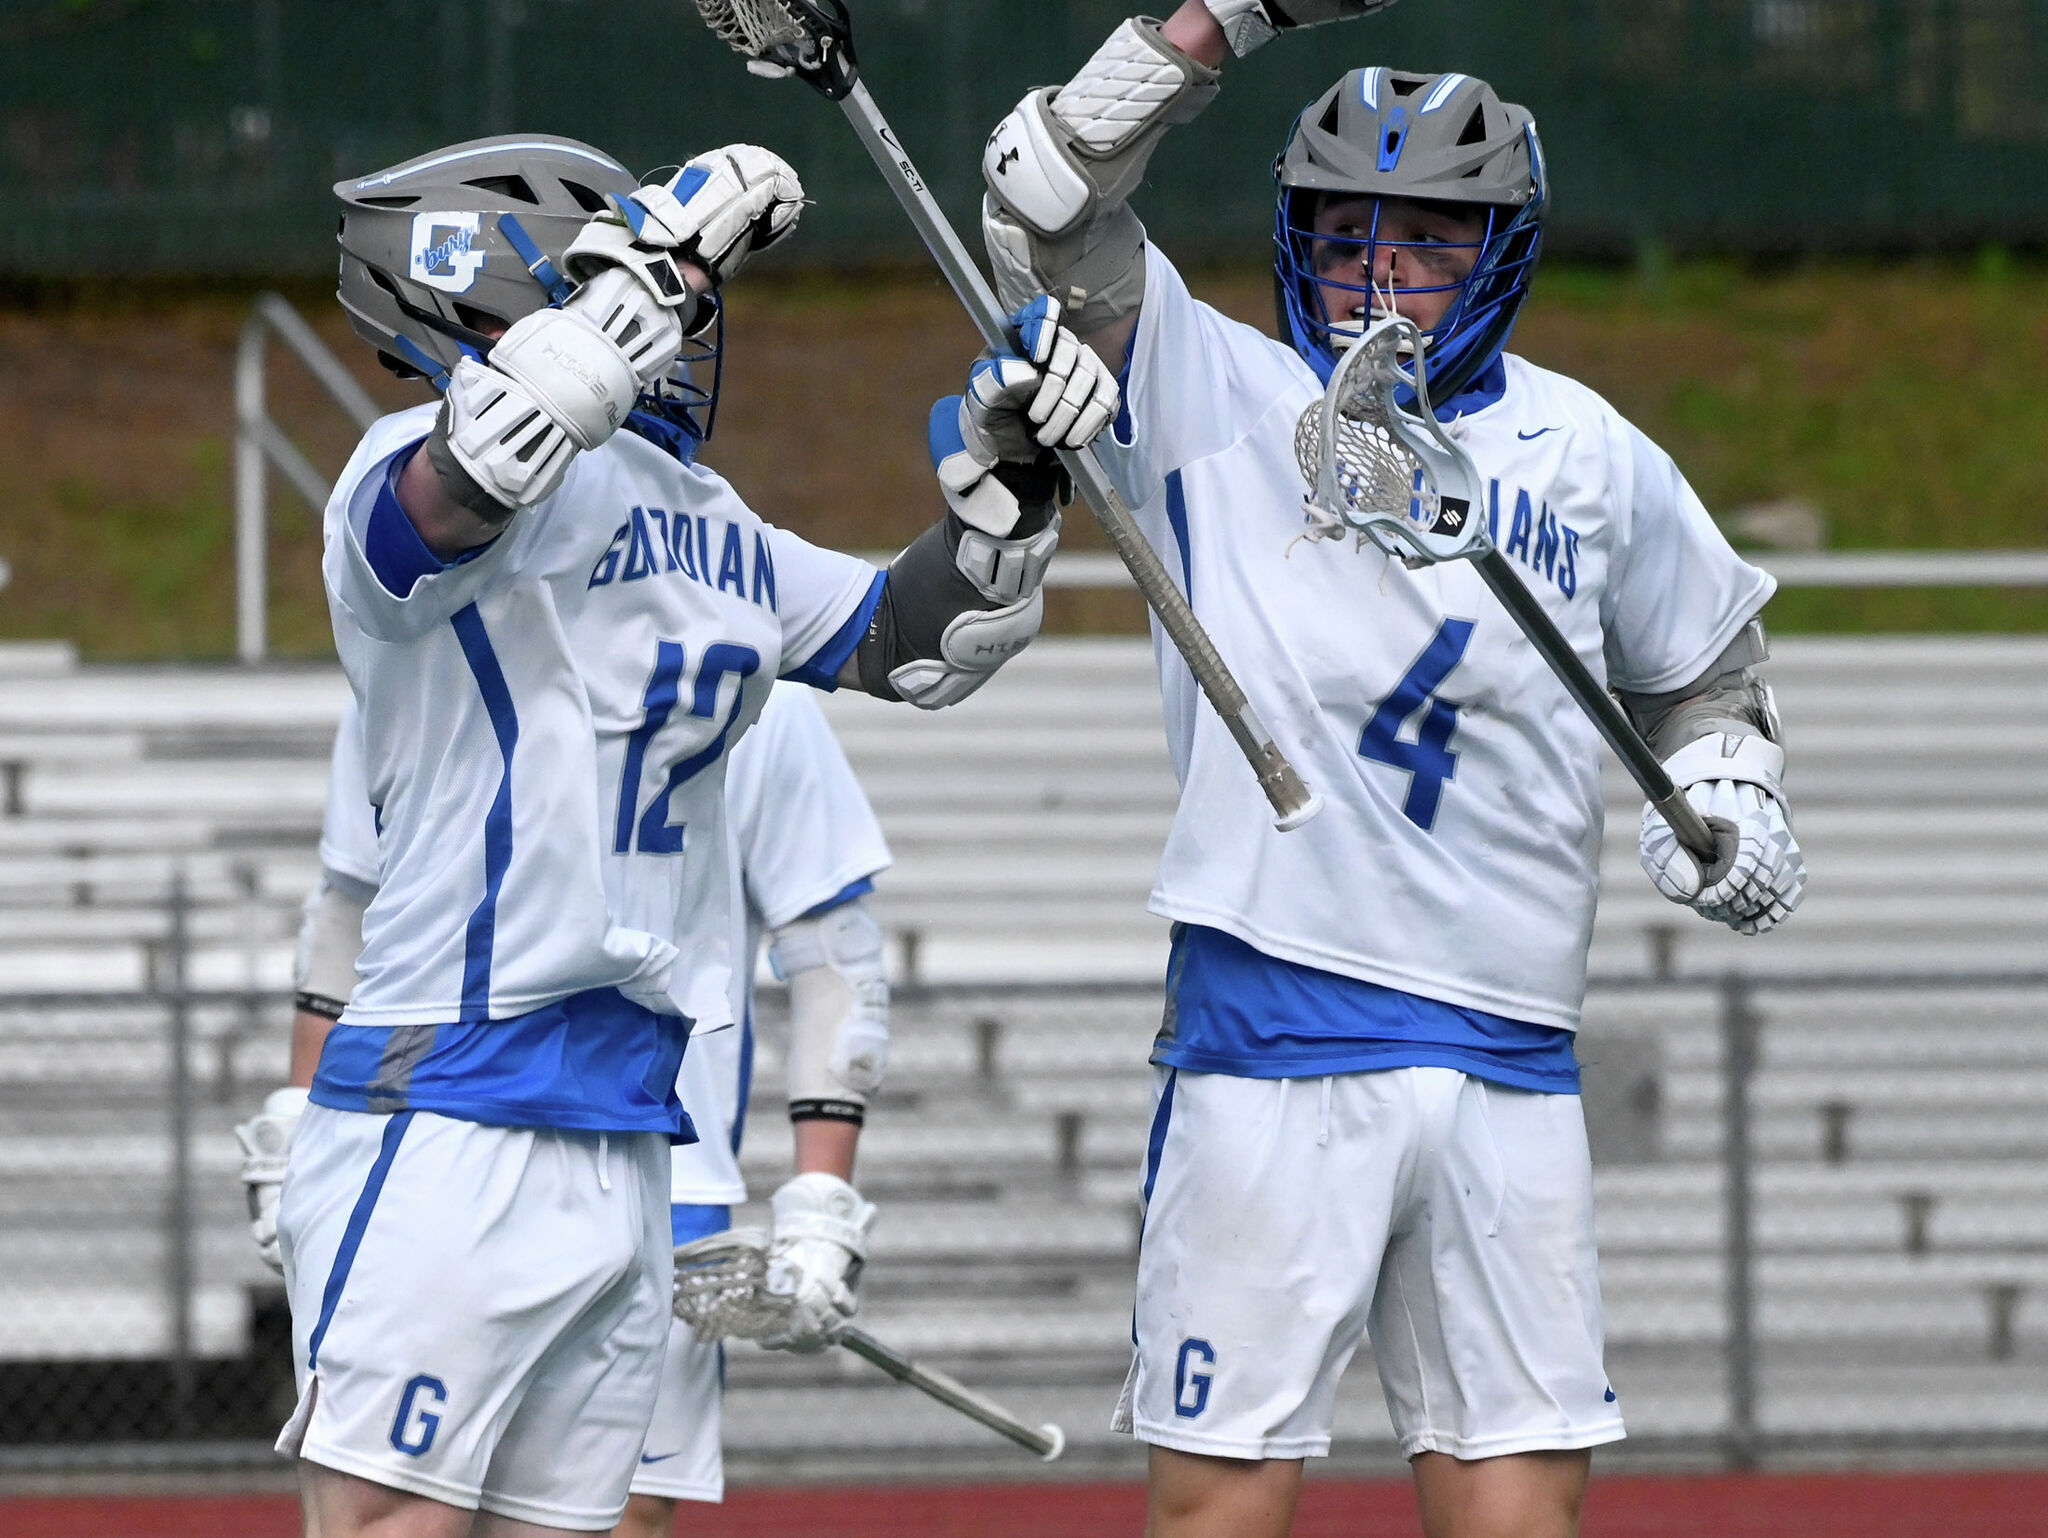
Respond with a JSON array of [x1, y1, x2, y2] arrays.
[[1311, 195, 1490, 337]]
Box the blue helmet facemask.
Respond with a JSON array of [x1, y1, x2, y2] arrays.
[[1276, 182, 1542, 406], [1270, 69, 1548, 405]]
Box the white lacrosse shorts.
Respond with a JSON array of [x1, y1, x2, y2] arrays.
[[630, 1314, 725, 1502], [275, 1105, 672, 1528], [1115, 1066, 1625, 1462]]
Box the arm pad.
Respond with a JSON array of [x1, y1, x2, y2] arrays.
[[852, 507, 1058, 709], [292, 871, 373, 1020], [769, 899, 890, 1125], [980, 18, 1217, 325], [1618, 618, 1782, 760]]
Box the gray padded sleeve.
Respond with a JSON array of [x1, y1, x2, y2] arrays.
[[852, 496, 1058, 701], [1617, 618, 1780, 760]]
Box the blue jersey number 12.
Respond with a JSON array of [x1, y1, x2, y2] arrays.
[[1357, 618, 1476, 831], [615, 640, 761, 855]]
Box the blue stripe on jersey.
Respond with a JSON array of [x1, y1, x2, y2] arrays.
[[1155, 924, 1580, 1093], [781, 570, 886, 690], [310, 986, 699, 1138], [307, 1109, 414, 1371], [1132, 1070, 1176, 1346], [1112, 328, 1137, 447], [448, 604, 518, 1023], [362, 442, 500, 598], [362, 443, 438, 598], [797, 877, 874, 921], [1141, 1070, 1177, 1208], [671, 1202, 733, 1246], [1163, 470, 1192, 598], [730, 1007, 755, 1157]]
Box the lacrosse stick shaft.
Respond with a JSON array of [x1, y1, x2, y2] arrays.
[[839, 1327, 1065, 1460], [1470, 549, 1718, 859], [834, 81, 1320, 831]]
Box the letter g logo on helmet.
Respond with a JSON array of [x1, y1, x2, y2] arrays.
[[409, 212, 487, 294]]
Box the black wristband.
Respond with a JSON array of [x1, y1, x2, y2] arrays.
[[789, 1098, 867, 1127], [293, 991, 346, 1022]]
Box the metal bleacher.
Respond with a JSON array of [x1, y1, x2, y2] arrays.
[[0, 634, 2044, 1469]]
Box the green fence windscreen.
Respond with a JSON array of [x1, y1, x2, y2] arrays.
[[6, 0, 2048, 274]]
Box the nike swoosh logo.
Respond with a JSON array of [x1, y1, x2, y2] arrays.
[[1518, 426, 1561, 440], [640, 1452, 680, 1465]]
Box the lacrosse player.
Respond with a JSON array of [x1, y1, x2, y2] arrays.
[[243, 684, 890, 1535], [277, 132, 1114, 1537], [978, 5, 1804, 1535]]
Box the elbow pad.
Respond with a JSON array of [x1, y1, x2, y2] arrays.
[[1619, 618, 1782, 761], [770, 900, 890, 1125], [292, 872, 373, 1019], [980, 18, 1217, 325], [853, 507, 1058, 709]]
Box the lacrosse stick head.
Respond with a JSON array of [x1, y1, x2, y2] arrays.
[[692, 0, 858, 99], [1294, 314, 1491, 568], [671, 1226, 796, 1344]]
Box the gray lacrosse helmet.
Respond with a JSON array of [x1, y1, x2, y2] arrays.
[[1273, 68, 1547, 396], [334, 134, 638, 383]]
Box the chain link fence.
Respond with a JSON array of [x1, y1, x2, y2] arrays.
[[2, 875, 2043, 1472], [7, 0, 2048, 273]]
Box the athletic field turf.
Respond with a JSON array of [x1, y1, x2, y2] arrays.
[[4, 1473, 2048, 1537]]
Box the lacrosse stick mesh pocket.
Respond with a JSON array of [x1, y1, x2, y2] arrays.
[[671, 1226, 793, 1343], [693, 0, 808, 54], [1293, 329, 1422, 528]]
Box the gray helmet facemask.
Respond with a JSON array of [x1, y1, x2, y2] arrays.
[[1273, 68, 1546, 397], [334, 134, 639, 383]]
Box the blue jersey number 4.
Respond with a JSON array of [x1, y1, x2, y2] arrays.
[[1357, 618, 1476, 831]]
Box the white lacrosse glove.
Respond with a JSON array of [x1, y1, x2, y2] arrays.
[[580, 145, 805, 288], [233, 1086, 308, 1276], [432, 257, 695, 514], [1641, 734, 1807, 936], [1203, 0, 1403, 56], [757, 1172, 877, 1355], [932, 295, 1119, 537]]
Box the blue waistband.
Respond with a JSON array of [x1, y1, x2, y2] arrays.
[[312, 986, 699, 1138], [1156, 925, 1579, 1094]]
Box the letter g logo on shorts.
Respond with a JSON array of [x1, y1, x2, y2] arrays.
[[1173, 1338, 1215, 1419], [409, 212, 487, 294], [390, 1373, 448, 1457]]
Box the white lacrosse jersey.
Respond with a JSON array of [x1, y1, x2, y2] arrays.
[[311, 677, 889, 1205], [317, 695, 380, 890], [315, 404, 881, 1135], [667, 682, 892, 1205], [1103, 245, 1773, 1057]]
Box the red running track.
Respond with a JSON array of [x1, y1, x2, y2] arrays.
[[3, 1472, 2047, 1537]]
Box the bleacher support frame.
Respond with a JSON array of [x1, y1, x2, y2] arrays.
[[229, 291, 2048, 668], [233, 293, 380, 665]]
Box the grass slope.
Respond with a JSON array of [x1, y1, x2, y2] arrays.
[[1, 256, 2043, 660]]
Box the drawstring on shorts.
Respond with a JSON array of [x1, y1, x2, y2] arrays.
[[597, 1132, 612, 1192], [1316, 1076, 1333, 1148]]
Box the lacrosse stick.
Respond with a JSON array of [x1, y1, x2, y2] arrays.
[[1295, 315, 1728, 867], [689, 0, 1321, 833], [673, 1228, 1066, 1461]]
